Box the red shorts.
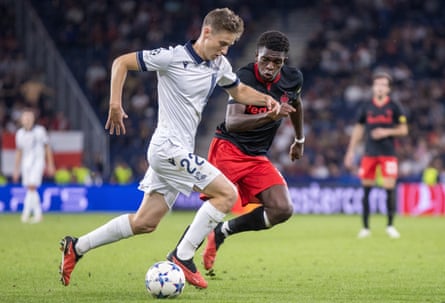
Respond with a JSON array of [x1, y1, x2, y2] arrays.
[[203, 138, 287, 206], [359, 156, 398, 180]]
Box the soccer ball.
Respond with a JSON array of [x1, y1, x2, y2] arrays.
[[145, 261, 186, 298]]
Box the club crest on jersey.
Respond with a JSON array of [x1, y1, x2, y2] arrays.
[[280, 93, 289, 103], [183, 61, 189, 68], [150, 48, 162, 56]]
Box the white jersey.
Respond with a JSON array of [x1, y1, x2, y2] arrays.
[[137, 41, 239, 151], [16, 125, 49, 185]]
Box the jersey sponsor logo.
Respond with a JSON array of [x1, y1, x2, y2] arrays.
[[366, 109, 393, 124], [245, 104, 267, 115]]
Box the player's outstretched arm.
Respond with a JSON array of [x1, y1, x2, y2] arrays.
[[105, 53, 139, 135], [226, 82, 280, 113]]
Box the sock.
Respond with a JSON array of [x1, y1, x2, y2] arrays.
[[220, 221, 231, 237], [362, 186, 371, 229], [225, 206, 269, 236], [75, 214, 133, 255], [21, 191, 33, 222], [386, 188, 396, 226], [176, 202, 225, 260], [263, 211, 272, 228], [31, 191, 42, 221]]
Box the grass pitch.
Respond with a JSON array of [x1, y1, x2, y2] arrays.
[[1, 212, 444, 303]]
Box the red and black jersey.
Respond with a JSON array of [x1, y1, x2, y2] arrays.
[[356, 96, 407, 156], [214, 63, 303, 156]]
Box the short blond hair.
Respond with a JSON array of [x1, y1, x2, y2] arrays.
[[203, 8, 244, 38]]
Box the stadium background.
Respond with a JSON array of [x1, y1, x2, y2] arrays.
[[1, 0, 444, 215]]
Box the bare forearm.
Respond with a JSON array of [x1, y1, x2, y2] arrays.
[[289, 97, 304, 139], [228, 83, 270, 106], [109, 61, 128, 106], [226, 112, 273, 132], [371, 123, 408, 140], [109, 53, 139, 106], [390, 124, 409, 137]]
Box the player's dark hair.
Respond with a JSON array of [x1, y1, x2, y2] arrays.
[[372, 71, 393, 86], [257, 31, 290, 53], [203, 8, 244, 38]]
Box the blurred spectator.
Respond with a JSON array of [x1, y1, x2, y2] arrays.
[[71, 165, 92, 185], [90, 154, 105, 186], [309, 154, 329, 179], [19, 72, 54, 110], [86, 60, 107, 90], [0, 173, 7, 185], [49, 111, 71, 130], [111, 160, 133, 185], [422, 157, 442, 186], [54, 166, 74, 185]]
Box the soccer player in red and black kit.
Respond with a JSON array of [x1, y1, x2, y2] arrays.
[[200, 30, 304, 271], [344, 72, 408, 239]]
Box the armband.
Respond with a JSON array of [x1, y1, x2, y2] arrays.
[[294, 136, 305, 144]]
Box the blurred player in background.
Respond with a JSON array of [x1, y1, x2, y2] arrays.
[[190, 30, 304, 272], [59, 8, 280, 288], [344, 72, 408, 239], [13, 108, 55, 223]]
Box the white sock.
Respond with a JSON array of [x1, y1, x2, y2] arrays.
[[177, 202, 226, 260], [31, 191, 42, 221], [21, 191, 33, 223], [75, 214, 133, 255]]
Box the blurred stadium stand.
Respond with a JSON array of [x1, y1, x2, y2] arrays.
[[1, 0, 444, 184]]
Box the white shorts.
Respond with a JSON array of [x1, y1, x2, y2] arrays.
[[21, 163, 44, 187], [138, 139, 222, 208]]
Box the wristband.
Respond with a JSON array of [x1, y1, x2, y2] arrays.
[[294, 136, 305, 144]]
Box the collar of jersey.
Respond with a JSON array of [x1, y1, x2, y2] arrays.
[[372, 96, 390, 107], [185, 40, 211, 67]]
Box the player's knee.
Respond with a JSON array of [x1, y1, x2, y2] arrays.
[[269, 202, 293, 225], [216, 183, 238, 213], [278, 203, 293, 221], [131, 217, 158, 234]]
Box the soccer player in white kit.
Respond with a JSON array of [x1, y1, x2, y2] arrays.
[[13, 109, 55, 223], [59, 8, 282, 288]]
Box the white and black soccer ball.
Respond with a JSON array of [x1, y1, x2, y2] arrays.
[[145, 261, 186, 298]]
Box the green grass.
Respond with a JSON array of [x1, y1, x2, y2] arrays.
[[1, 212, 444, 303]]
